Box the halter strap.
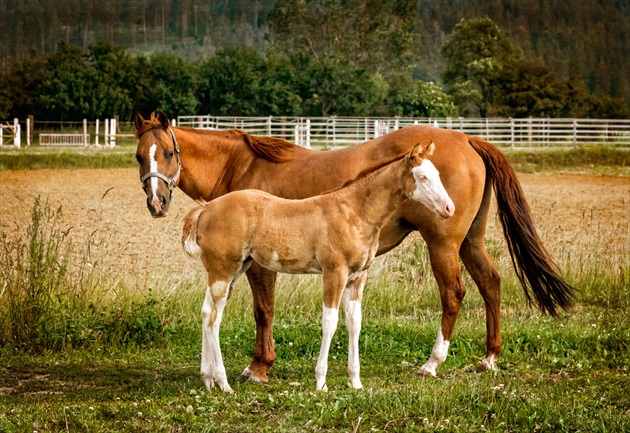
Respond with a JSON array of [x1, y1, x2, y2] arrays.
[[140, 127, 182, 191]]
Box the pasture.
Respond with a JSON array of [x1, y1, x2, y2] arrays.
[[0, 157, 629, 431]]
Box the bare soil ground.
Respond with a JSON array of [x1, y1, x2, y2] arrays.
[[1, 169, 628, 276]]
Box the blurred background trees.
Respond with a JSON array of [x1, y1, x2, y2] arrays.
[[0, 0, 628, 120]]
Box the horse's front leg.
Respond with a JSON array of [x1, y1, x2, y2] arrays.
[[315, 268, 348, 391], [201, 278, 234, 393], [343, 272, 366, 389], [238, 262, 277, 383]]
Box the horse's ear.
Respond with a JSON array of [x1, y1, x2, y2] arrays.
[[156, 111, 170, 130], [133, 112, 144, 131]]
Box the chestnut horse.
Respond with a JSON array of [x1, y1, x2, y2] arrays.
[[134, 111, 574, 382], [182, 142, 453, 392]]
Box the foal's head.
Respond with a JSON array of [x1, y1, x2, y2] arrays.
[[134, 111, 181, 218], [405, 142, 455, 219]]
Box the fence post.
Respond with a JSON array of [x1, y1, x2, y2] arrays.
[[572, 119, 577, 147], [83, 119, 88, 146], [95, 119, 100, 146], [110, 118, 117, 147], [13, 118, 20, 149], [27, 115, 34, 146], [267, 116, 272, 136], [510, 118, 515, 149], [306, 119, 311, 148]]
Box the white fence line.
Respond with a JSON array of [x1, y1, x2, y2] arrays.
[[39, 133, 89, 146], [177, 116, 630, 148]]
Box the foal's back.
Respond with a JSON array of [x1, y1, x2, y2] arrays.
[[194, 189, 331, 275]]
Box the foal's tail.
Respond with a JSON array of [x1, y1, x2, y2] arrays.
[[182, 202, 207, 258], [468, 136, 575, 317]]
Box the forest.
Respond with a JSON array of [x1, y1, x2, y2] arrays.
[[0, 0, 628, 120]]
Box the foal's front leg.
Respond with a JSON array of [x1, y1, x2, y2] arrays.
[[343, 272, 366, 389], [315, 268, 348, 391], [201, 278, 234, 393]]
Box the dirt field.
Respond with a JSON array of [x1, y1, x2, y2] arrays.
[[1, 168, 628, 276]]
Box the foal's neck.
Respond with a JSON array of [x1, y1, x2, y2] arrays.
[[333, 159, 408, 228]]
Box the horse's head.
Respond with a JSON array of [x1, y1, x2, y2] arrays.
[[134, 111, 181, 218], [405, 142, 455, 219]]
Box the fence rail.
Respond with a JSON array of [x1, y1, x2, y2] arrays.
[[177, 116, 630, 148]]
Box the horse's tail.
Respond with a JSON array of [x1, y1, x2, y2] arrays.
[[468, 136, 575, 317], [182, 201, 208, 258]]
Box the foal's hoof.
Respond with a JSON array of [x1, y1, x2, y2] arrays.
[[417, 365, 437, 378]]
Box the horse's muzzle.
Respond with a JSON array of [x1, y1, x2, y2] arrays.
[[147, 193, 169, 218]]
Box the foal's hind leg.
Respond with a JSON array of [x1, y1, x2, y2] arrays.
[[418, 243, 466, 377], [200, 277, 234, 393], [315, 268, 348, 391], [343, 272, 366, 389]]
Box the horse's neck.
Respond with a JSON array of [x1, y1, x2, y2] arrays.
[[177, 130, 239, 201], [333, 160, 407, 228]]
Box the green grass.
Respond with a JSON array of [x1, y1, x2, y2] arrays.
[[1, 144, 628, 174], [0, 197, 628, 432]]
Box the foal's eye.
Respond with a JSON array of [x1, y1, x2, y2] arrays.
[[166, 151, 174, 159], [135, 154, 143, 165]]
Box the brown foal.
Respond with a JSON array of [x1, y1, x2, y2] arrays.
[[181, 143, 454, 392]]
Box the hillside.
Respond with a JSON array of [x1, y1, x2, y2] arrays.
[[1, 0, 628, 104]]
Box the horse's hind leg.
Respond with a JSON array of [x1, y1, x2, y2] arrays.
[[459, 197, 502, 372], [237, 263, 277, 384], [200, 276, 234, 393], [343, 272, 366, 389], [418, 243, 466, 377]]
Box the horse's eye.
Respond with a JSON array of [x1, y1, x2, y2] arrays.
[[136, 154, 143, 165], [166, 151, 174, 159]]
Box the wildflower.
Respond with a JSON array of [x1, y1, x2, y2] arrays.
[[423, 418, 429, 425]]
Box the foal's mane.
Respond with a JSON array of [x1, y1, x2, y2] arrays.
[[321, 152, 408, 195], [136, 116, 298, 163]]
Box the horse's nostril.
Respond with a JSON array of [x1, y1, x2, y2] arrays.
[[161, 195, 167, 206]]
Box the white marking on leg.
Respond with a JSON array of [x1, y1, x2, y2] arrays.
[[477, 354, 498, 372], [343, 289, 363, 389], [200, 282, 233, 393], [315, 305, 339, 391], [418, 327, 450, 377]]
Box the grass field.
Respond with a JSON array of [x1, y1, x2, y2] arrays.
[[0, 143, 629, 175], [0, 148, 628, 432]]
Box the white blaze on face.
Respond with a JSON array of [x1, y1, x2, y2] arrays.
[[149, 144, 159, 197], [411, 160, 455, 218]]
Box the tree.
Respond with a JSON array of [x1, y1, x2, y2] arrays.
[[442, 17, 522, 116], [267, 0, 419, 77], [494, 60, 567, 118]]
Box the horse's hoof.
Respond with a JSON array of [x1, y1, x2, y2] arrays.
[[237, 367, 268, 384], [476, 358, 498, 373]]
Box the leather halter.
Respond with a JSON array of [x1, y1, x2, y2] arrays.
[[140, 128, 182, 192]]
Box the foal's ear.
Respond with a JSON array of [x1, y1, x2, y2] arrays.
[[156, 111, 170, 130], [133, 112, 145, 131], [409, 141, 435, 162]]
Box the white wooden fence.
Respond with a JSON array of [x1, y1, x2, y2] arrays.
[[177, 116, 630, 148]]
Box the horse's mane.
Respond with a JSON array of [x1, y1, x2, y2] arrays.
[[321, 152, 408, 195], [240, 131, 299, 163], [136, 116, 298, 163]]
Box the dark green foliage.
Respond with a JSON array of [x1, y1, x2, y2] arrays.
[[0, 3, 628, 120]]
